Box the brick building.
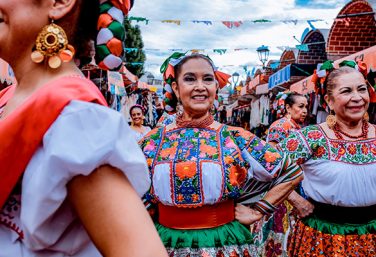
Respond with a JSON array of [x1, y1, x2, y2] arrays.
[[327, 0, 376, 60], [297, 29, 329, 64]]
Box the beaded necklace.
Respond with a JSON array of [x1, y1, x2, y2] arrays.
[[176, 114, 214, 128], [333, 120, 369, 140]]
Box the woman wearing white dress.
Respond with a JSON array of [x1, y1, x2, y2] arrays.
[[129, 104, 151, 141]]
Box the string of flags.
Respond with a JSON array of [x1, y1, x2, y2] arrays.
[[124, 41, 326, 55], [128, 16, 324, 28]]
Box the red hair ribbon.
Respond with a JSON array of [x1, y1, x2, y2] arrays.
[[215, 70, 231, 89]]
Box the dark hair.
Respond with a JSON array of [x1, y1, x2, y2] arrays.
[[285, 92, 305, 108], [130, 105, 145, 116], [57, 0, 99, 66], [174, 54, 215, 81], [325, 66, 363, 97]]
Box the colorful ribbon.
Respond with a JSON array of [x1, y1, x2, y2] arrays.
[[95, 0, 134, 71]]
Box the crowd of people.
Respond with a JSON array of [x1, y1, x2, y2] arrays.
[[0, 0, 376, 257]]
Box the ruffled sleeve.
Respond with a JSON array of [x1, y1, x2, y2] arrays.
[[20, 100, 150, 253]]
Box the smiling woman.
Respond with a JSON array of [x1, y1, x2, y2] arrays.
[[279, 64, 376, 256], [138, 52, 304, 257]]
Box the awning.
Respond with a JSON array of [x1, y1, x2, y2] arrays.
[[256, 83, 269, 95], [0, 59, 15, 85], [290, 45, 376, 94], [249, 75, 260, 90], [268, 64, 316, 89], [290, 76, 315, 94]]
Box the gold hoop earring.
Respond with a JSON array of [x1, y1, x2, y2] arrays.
[[326, 110, 336, 129], [31, 21, 75, 69], [363, 112, 369, 122]]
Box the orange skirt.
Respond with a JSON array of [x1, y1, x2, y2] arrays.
[[288, 218, 376, 257]]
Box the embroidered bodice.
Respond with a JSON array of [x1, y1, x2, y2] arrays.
[[279, 125, 376, 207], [267, 117, 300, 144], [140, 124, 302, 208]]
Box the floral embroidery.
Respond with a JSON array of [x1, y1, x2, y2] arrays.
[[286, 139, 299, 151], [267, 118, 299, 144], [280, 125, 376, 165], [140, 125, 294, 207]]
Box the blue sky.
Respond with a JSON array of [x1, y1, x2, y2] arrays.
[[129, 0, 354, 79]]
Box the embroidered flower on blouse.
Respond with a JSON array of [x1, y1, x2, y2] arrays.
[[286, 139, 299, 151]]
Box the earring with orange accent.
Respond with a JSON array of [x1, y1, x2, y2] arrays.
[[31, 21, 75, 69], [363, 112, 369, 122], [326, 110, 337, 129]]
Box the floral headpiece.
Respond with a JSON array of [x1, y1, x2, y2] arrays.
[[311, 59, 376, 111], [95, 0, 134, 71], [130, 104, 145, 115], [160, 52, 231, 114]]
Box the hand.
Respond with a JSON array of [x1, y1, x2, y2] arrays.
[[235, 203, 263, 225], [288, 192, 314, 218]]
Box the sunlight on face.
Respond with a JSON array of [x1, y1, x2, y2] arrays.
[[172, 58, 218, 118], [327, 71, 369, 123]]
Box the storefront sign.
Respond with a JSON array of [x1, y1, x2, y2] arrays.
[[268, 65, 291, 89]]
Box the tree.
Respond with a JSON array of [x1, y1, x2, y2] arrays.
[[124, 18, 146, 77]]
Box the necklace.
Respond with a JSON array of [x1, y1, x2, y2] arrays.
[[333, 120, 369, 140], [288, 118, 301, 129], [176, 114, 214, 128]]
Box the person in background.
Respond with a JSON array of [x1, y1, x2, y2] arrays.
[[129, 104, 151, 141], [250, 92, 314, 256], [139, 52, 303, 256], [0, 0, 167, 256]]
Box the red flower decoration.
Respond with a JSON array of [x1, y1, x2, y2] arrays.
[[315, 146, 326, 158], [286, 139, 299, 151], [307, 131, 322, 140], [347, 144, 357, 155], [361, 145, 369, 155]]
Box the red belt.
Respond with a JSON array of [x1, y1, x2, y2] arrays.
[[158, 200, 235, 230]]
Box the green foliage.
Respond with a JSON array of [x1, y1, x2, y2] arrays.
[[124, 18, 146, 77]]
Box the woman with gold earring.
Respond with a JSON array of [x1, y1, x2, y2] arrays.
[[0, 0, 167, 256], [277, 65, 376, 256]]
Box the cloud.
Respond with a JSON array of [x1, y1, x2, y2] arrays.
[[130, 0, 350, 78]]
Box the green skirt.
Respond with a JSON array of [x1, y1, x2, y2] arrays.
[[156, 221, 257, 257]]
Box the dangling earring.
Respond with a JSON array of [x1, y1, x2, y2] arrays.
[[31, 21, 75, 69], [286, 112, 292, 120], [363, 112, 369, 122], [326, 110, 336, 129], [176, 99, 184, 117]]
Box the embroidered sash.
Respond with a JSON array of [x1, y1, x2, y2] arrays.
[[0, 77, 107, 208]]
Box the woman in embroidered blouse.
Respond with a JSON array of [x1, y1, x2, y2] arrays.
[[129, 104, 151, 141], [0, 0, 166, 256], [139, 52, 304, 257], [277, 65, 376, 256], [250, 92, 313, 256]]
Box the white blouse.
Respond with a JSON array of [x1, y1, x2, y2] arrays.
[[0, 100, 150, 257]]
